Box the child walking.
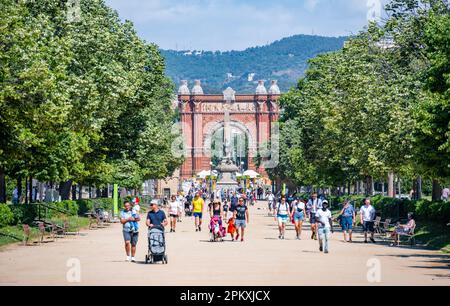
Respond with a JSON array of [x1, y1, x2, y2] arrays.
[[227, 217, 237, 241]]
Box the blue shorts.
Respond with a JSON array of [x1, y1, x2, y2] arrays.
[[277, 214, 289, 224], [294, 212, 305, 222], [193, 212, 203, 219], [235, 219, 246, 228], [341, 216, 353, 231]]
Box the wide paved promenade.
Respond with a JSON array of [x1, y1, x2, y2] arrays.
[[0, 201, 448, 285]]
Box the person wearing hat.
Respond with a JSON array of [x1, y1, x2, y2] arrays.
[[315, 200, 333, 254], [146, 200, 168, 230]]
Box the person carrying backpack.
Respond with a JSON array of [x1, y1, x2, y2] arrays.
[[274, 197, 290, 240]]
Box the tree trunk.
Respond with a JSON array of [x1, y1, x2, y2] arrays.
[[0, 168, 6, 203], [416, 176, 422, 200], [72, 184, 77, 200], [59, 180, 72, 201], [388, 172, 395, 198], [102, 186, 108, 198], [78, 184, 83, 200], [365, 176, 374, 196], [398, 177, 402, 198], [96, 187, 102, 198], [17, 177, 22, 203], [381, 180, 385, 196], [28, 177, 33, 203], [39, 182, 44, 202], [25, 177, 29, 204], [432, 179, 442, 202]]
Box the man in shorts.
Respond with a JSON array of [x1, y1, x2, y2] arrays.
[[192, 191, 205, 232], [360, 198, 376, 243], [267, 191, 276, 216], [307, 193, 322, 240], [233, 197, 249, 242], [120, 201, 140, 262]]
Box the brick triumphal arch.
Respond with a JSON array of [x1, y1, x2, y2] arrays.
[[177, 80, 280, 180]]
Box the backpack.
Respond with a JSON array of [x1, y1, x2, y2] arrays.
[[277, 202, 289, 214]]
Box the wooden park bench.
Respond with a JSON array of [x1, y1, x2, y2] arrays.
[[373, 216, 382, 234], [379, 218, 392, 235], [397, 222, 417, 246], [35, 221, 56, 244]]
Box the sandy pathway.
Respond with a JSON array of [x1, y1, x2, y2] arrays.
[[0, 201, 449, 285]]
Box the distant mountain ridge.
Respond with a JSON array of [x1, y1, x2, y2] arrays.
[[161, 34, 348, 94]]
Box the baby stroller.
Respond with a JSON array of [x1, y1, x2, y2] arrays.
[[145, 227, 168, 264], [209, 216, 226, 242]]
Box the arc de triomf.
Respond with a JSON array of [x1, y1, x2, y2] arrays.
[[177, 80, 281, 180]]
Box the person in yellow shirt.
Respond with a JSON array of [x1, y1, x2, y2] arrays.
[[192, 191, 204, 232]]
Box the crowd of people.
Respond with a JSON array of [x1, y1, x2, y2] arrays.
[[119, 186, 418, 262]]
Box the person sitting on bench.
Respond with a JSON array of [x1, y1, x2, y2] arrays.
[[390, 213, 416, 246]]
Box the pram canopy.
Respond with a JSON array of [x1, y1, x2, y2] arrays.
[[148, 227, 165, 255]]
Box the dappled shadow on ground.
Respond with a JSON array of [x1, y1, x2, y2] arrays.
[[376, 253, 450, 278]]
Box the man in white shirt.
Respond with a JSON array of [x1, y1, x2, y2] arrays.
[[360, 198, 376, 243], [315, 200, 333, 254], [307, 193, 323, 240], [266, 191, 276, 216], [176, 191, 184, 222]]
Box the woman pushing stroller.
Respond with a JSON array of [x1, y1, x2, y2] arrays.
[[209, 200, 226, 242]]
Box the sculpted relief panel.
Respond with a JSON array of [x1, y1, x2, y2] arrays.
[[201, 102, 256, 113]]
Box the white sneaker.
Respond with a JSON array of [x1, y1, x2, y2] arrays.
[[126, 256, 131, 262], [131, 257, 136, 262]]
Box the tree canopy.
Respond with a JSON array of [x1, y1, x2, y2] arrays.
[[270, 0, 449, 196], [0, 0, 183, 202]]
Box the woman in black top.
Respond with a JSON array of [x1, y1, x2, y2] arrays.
[[211, 201, 223, 227], [211, 201, 223, 218]]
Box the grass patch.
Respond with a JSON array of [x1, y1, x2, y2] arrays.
[[0, 225, 40, 247], [413, 221, 450, 252], [49, 215, 90, 232], [0, 216, 91, 248]]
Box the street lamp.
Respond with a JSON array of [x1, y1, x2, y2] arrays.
[[240, 161, 245, 190], [209, 161, 213, 200]]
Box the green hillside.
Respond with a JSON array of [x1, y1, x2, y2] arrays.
[[161, 34, 348, 94]]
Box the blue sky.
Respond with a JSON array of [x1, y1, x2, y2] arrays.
[[105, 0, 389, 51]]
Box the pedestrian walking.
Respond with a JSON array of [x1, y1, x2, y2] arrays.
[[339, 199, 356, 242], [120, 201, 140, 262], [168, 195, 180, 232], [315, 200, 333, 254], [291, 198, 306, 239], [307, 193, 322, 240], [192, 191, 205, 232], [360, 198, 376, 243], [274, 197, 290, 240], [233, 197, 249, 242]]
